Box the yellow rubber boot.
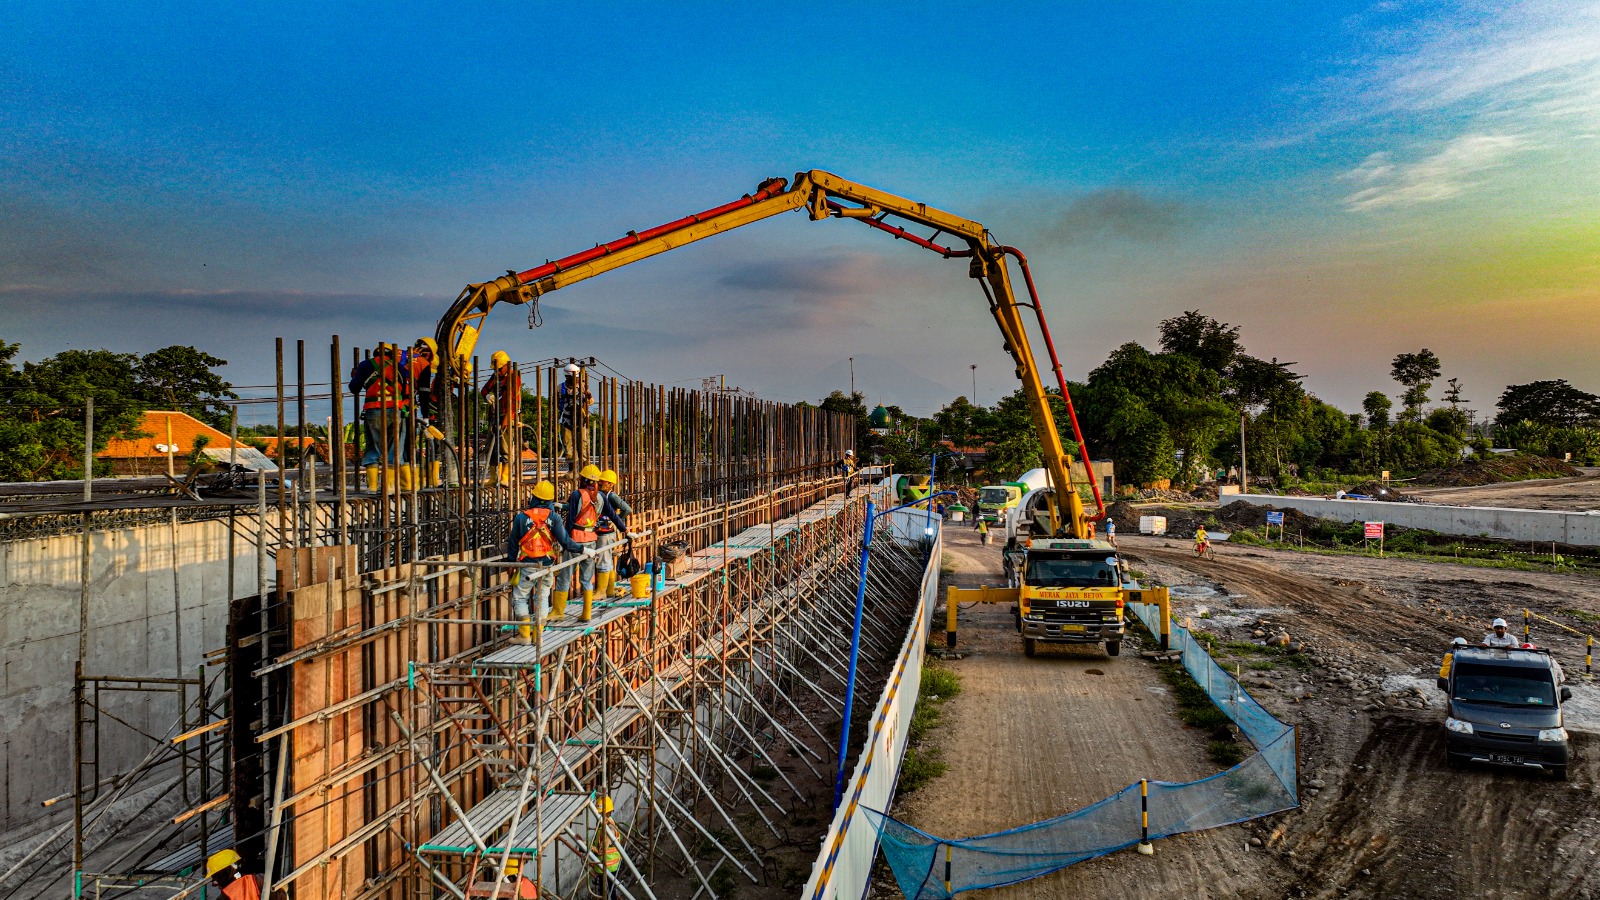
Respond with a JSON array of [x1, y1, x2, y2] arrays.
[[428, 461, 442, 487], [596, 571, 614, 600], [518, 617, 533, 645], [580, 588, 595, 622], [364, 466, 380, 492], [550, 590, 569, 618], [398, 464, 414, 491]]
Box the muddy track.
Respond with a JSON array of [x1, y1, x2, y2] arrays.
[[1119, 537, 1600, 900]]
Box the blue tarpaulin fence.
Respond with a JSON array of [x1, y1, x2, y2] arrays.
[[867, 600, 1298, 899]]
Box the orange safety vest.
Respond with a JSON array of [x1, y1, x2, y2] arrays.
[[518, 508, 556, 560], [221, 874, 263, 900], [570, 488, 600, 542], [364, 357, 410, 411]]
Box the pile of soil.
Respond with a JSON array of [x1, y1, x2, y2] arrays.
[[1410, 454, 1579, 487], [1213, 501, 1323, 531], [1342, 480, 1414, 501]]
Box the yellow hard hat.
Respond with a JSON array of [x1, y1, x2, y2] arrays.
[[503, 858, 522, 876], [531, 480, 556, 501], [205, 849, 241, 878], [599, 469, 618, 485], [491, 351, 511, 370], [579, 464, 602, 481], [597, 795, 614, 814], [414, 337, 439, 374]]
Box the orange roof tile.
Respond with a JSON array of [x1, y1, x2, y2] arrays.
[[97, 411, 241, 459]]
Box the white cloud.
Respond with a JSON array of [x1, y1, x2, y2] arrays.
[[1342, 133, 1527, 209]]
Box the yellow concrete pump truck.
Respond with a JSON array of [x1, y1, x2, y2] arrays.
[[426, 169, 1169, 659]]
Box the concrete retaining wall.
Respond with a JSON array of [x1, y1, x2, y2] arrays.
[[1228, 495, 1600, 547], [0, 517, 266, 836]]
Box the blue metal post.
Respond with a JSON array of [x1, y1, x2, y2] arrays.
[[834, 500, 876, 809]]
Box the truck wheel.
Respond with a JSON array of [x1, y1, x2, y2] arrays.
[[1106, 641, 1121, 657], [1024, 638, 1037, 657], [1550, 765, 1568, 781]]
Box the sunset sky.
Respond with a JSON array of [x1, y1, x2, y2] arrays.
[[3, 1, 1597, 422]]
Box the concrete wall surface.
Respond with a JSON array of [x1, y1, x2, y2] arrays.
[[1228, 495, 1600, 547], [0, 516, 267, 836]]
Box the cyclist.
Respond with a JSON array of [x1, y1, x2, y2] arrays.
[[1194, 525, 1210, 557]]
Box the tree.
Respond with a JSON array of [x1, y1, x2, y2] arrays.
[[1158, 310, 1241, 374], [134, 346, 237, 426], [1390, 349, 1442, 421], [1496, 380, 1600, 428], [1362, 391, 1392, 430]]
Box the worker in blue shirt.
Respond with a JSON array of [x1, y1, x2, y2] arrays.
[[506, 480, 588, 643]]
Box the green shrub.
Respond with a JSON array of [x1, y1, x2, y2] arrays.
[[1207, 740, 1245, 767]]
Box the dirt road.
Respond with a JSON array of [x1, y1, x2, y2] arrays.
[[1406, 475, 1600, 511], [1120, 537, 1600, 899], [885, 526, 1283, 899]]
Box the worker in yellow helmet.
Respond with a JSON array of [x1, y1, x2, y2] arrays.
[[466, 856, 538, 897], [479, 351, 521, 486], [205, 849, 262, 900], [506, 480, 586, 643], [348, 343, 413, 492], [556, 464, 623, 621], [593, 468, 636, 599], [408, 337, 445, 487], [589, 795, 624, 900]]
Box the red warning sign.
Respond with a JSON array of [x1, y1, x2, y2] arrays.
[[1363, 521, 1384, 539]]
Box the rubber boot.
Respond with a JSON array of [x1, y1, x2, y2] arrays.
[[498, 464, 513, 487], [550, 590, 569, 618], [364, 466, 380, 492], [580, 588, 595, 622], [428, 461, 442, 487], [518, 617, 533, 645], [596, 571, 615, 600], [398, 464, 414, 492]]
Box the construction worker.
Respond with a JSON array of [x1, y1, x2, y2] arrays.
[[205, 849, 262, 900], [557, 464, 625, 621], [558, 363, 592, 462], [589, 795, 623, 900], [349, 344, 412, 492], [1483, 617, 1518, 648], [506, 480, 586, 644], [837, 449, 856, 496], [467, 857, 537, 898], [481, 351, 522, 486], [594, 468, 634, 598], [977, 517, 990, 545], [408, 337, 445, 487]]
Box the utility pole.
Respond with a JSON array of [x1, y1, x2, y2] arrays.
[[970, 364, 977, 402], [1239, 410, 1248, 495], [848, 357, 855, 399]]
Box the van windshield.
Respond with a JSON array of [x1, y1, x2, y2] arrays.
[[1452, 663, 1556, 707], [1025, 556, 1117, 588]]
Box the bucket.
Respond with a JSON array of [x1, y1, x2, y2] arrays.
[[630, 572, 652, 599]]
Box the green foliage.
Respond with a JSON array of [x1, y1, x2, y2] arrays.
[[1391, 349, 1442, 421], [0, 340, 235, 482], [1496, 380, 1600, 428], [898, 664, 962, 794], [1207, 739, 1246, 767]]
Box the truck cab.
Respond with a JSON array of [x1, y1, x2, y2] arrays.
[[976, 484, 1022, 524], [1008, 538, 1125, 657], [1438, 646, 1571, 779]]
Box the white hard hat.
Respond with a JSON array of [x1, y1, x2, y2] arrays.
[[845, 450, 854, 457], [563, 363, 580, 375], [1492, 618, 1508, 628]]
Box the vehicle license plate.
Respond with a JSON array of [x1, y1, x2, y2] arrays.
[[1060, 624, 1085, 633], [1490, 754, 1520, 765]]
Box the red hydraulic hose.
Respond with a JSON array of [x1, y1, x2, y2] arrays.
[[825, 201, 974, 258], [513, 177, 793, 284], [1000, 246, 1106, 521]]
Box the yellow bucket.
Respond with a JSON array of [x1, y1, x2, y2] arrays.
[[630, 572, 652, 599]]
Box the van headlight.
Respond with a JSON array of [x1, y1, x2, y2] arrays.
[[1537, 727, 1568, 743], [1445, 717, 1474, 735]]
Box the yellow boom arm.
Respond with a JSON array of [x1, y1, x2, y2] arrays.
[[434, 170, 1099, 534]]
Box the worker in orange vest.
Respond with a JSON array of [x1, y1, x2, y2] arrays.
[[467, 857, 538, 898], [481, 351, 522, 486], [556, 465, 626, 621], [348, 343, 413, 492], [205, 849, 262, 900], [506, 480, 587, 643]]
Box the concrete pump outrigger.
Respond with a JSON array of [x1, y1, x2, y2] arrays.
[[431, 169, 1169, 657]]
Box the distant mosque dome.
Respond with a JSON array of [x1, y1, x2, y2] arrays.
[[868, 405, 893, 428]]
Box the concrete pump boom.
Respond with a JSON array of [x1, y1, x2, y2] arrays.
[[433, 170, 1105, 532]]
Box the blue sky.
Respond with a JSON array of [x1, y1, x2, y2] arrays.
[[3, 1, 1597, 423]]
